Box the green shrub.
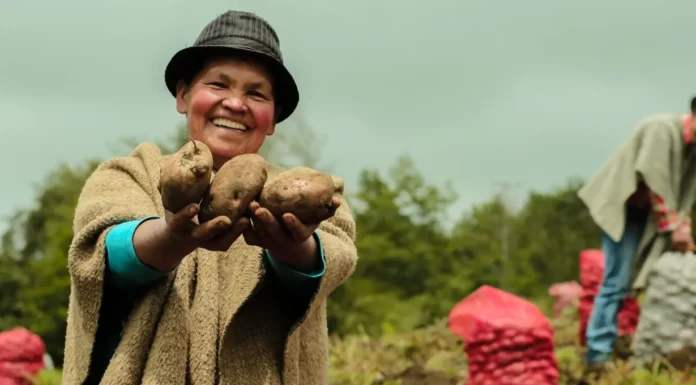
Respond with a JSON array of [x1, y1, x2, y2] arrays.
[[32, 369, 62, 385]]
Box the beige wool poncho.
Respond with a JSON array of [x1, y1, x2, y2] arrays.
[[61, 142, 358, 385], [579, 113, 696, 291]]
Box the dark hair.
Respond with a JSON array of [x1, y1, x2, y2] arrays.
[[691, 96, 696, 114]]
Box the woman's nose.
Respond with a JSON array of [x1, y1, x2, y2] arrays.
[[222, 96, 247, 112]]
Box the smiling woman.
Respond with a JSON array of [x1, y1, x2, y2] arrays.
[[175, 56, 279, 168], [60, 10, 357, 385]]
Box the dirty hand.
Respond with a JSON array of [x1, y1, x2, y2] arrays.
[[164, 203, 250, 252], [671, 227, 694, 253], [243, 198, 341, 271]]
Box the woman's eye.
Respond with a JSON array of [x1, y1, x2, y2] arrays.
[[208, 82, 227, 88], [249, 91, 266, 99]]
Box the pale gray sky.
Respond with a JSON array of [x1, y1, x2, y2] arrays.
[[2, 0, 696, 230]]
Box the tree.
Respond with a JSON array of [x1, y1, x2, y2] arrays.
[[513, 179, 599, 294], [326, 170, 608, 337], [447, 196, 514, 295], [0, 160, 100, 365], [327, 156, 459, 335], [0, 217, 30, 331]]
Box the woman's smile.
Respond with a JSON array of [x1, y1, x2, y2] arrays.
[[210, 118, 249, 132]]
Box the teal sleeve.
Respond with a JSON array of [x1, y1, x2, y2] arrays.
[[264, 232, 326, 297], [104, 216, 168, 291], [105, 217, 325, 296]]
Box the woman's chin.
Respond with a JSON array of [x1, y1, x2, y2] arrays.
[[204, 135, 264, 165], [209, 144, 253, 169], [208, 141, 243, 157]]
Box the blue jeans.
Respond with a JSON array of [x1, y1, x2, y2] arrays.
[[585, 207, 647, 364]]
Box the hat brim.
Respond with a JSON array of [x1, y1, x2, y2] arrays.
[[165, 42, 299, 123]]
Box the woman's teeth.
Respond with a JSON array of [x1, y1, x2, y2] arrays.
[[211, 118, 248, 131]]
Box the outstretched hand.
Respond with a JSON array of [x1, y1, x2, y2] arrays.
[[243, 197, 341, 270], [164, 203, 250, 252]]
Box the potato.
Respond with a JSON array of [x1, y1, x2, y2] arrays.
[[259, 167, 342, 224], [198, 153, 268, 224], [160, 139, 214, 213]]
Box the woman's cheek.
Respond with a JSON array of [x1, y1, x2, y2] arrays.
[[191, 91, 219, 116], [252, 103, 276, 133]]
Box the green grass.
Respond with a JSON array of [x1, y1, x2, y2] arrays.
[[31, 369, 62, 385]]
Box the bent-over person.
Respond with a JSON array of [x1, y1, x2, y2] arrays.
[[577, 97, 696, 380]]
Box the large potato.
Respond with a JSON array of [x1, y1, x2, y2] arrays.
[[259, 167, 343, 224], [159, 139, 214, 213], [198, 154, 268, 224]]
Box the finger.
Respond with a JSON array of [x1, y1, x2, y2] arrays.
[[242, 201, 261, 219], [225, 217, 250, 241], [248, 200, 261, 213], [282, 214, 317, 241], [208, 218, 250, 251], [322, 196, 342, 219], [233, 217, 251, 234], [190, 215, 232, 241], [168, 204, 200, 235], [252, 208, 287, 243]]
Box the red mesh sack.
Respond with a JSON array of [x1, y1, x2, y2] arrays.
[[0, 328, 45, 385], [448, 285, 559, 385], [548, 281, 582, 317], [577, 249, 640, 346], [580, 249, 605, 291]]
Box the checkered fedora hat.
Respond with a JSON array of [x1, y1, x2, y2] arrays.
[[165, 11, 299, 123]]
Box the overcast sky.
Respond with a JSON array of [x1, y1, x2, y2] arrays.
[[2, 0, 696, 231]]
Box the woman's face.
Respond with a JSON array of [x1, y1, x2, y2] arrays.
[[176, 56, 276, 169]]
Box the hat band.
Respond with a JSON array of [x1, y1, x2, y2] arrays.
[[196, 36, 280, 61]]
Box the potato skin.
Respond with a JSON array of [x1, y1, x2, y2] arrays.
[[160, 139, 214, 213], [259, 167, 341, 224], [198, 154, 268, 224]]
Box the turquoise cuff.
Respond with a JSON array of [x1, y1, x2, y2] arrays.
[[264, 232, 326, 284], [105, 217, 326, 295], [105, 216, 167, 290]]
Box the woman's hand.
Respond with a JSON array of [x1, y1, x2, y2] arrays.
[[165, 203, 249, 252], [243, 198, 341, 272], [133, 203, 248, 272], [671, 226, 694, 253]]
